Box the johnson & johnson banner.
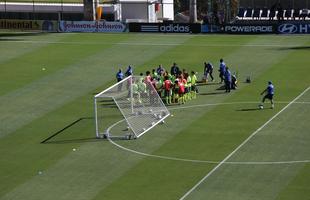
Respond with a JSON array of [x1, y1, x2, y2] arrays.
[[59, 21, 127, 33]]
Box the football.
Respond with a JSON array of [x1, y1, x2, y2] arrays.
[[259, 105, 264, 109]]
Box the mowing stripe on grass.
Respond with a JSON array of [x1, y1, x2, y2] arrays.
[[0, 34, 251, 200], [1, 35, 308, 200], [108, 101, 310, 165], [2, 39, 309, 48], [179, 86, 310, 200], [0, 35, 191, 139], [183, 97, 310, 200], [0, 34, 65, 65], [88, 35, 308, 200], [90, 36, 309, 200], [114, 34, 309, 167]]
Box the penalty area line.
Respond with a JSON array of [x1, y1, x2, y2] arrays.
[[107, 100, 310, 165], [178, 86, 310, 200]]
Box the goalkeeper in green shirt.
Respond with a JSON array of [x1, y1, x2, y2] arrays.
[[132, 80, 141, 104]]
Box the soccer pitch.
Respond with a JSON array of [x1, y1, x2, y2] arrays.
[[0, 32, 309, 200]]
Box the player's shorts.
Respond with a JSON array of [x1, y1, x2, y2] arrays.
[[191, 85, 197, 92], [178, 89, 185, 95], [264, 93, 274, 100], [164, 90, 172, 97], [185, 87, 189, 93]]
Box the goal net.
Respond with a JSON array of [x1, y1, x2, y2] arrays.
[[94, 75, 170, 139]]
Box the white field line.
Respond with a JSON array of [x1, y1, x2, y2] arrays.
[[107, 101, 310, 165], [107, 100, 310, 165], [178, 86, 310, 200], [0, 39, 306, 48], [109, 138, 218, 164], [109, 138, 310, 165], [168, 101, 309, 111]]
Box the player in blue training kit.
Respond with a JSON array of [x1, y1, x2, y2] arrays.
[[116, 69, 124, 82], [125, 65, 133, 77], [204, 62, 214, 82], [224, 67, 232, 92], [219, 58, 226, 83], [116, 69, 124, 91], [260, 81, 275, 109]]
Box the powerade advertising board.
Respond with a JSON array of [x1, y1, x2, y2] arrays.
[[129, 23, 201, 33], [223, 24, 275, 34]]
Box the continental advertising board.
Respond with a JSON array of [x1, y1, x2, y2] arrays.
[[59, 21, 126, 32], [129, 23, 201, 33], [0, 20, 57, 31]]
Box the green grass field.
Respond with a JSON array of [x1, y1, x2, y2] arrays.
[[0, 32, 310, 200]]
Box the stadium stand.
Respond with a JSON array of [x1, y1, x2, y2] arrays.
[[237, 7, 245, 19], [300, 9, 309, 20], [260, 7, 268, 19], [245, 7, 253, 18], [284, 9, 292, 20], [252, 8, 261, 19], [269, 10, 276, 20], [292, 9, 301, 20], [236, 0, 309, 21]]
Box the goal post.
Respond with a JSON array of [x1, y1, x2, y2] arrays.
[[94, 75, 170, 139]]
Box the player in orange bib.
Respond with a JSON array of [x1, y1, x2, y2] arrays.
[[163, 76, 172, 105]]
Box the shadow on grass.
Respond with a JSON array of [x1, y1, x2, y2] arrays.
[[237, 108, 261, 111], [0, 32, 49, 38], [41, 117, 94, 144], [98, 99, 114, 102], [196, 82, 221, 86], [198, 92, 224, 96], [278, 46, 310, 51], [100, 103, 117, 108], [0, 32, 50, 42], [0, 38, 25, 41], [43, 137, 104, 144]]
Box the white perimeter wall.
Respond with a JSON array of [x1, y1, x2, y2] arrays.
[[162, 0, 174, 20], [121, 3, 157, 22], [0, 2, 116, 14]]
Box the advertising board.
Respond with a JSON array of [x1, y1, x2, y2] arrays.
[[59, 21, 126, 32], [223, 25, 275, 34], [277, 23, 310, 34], [0, 20, 57, 31], [129, 23, 201, 33], [201, 24, 221, 33]]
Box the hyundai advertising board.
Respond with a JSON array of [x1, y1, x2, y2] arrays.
[[277, 23, 310, 34]]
